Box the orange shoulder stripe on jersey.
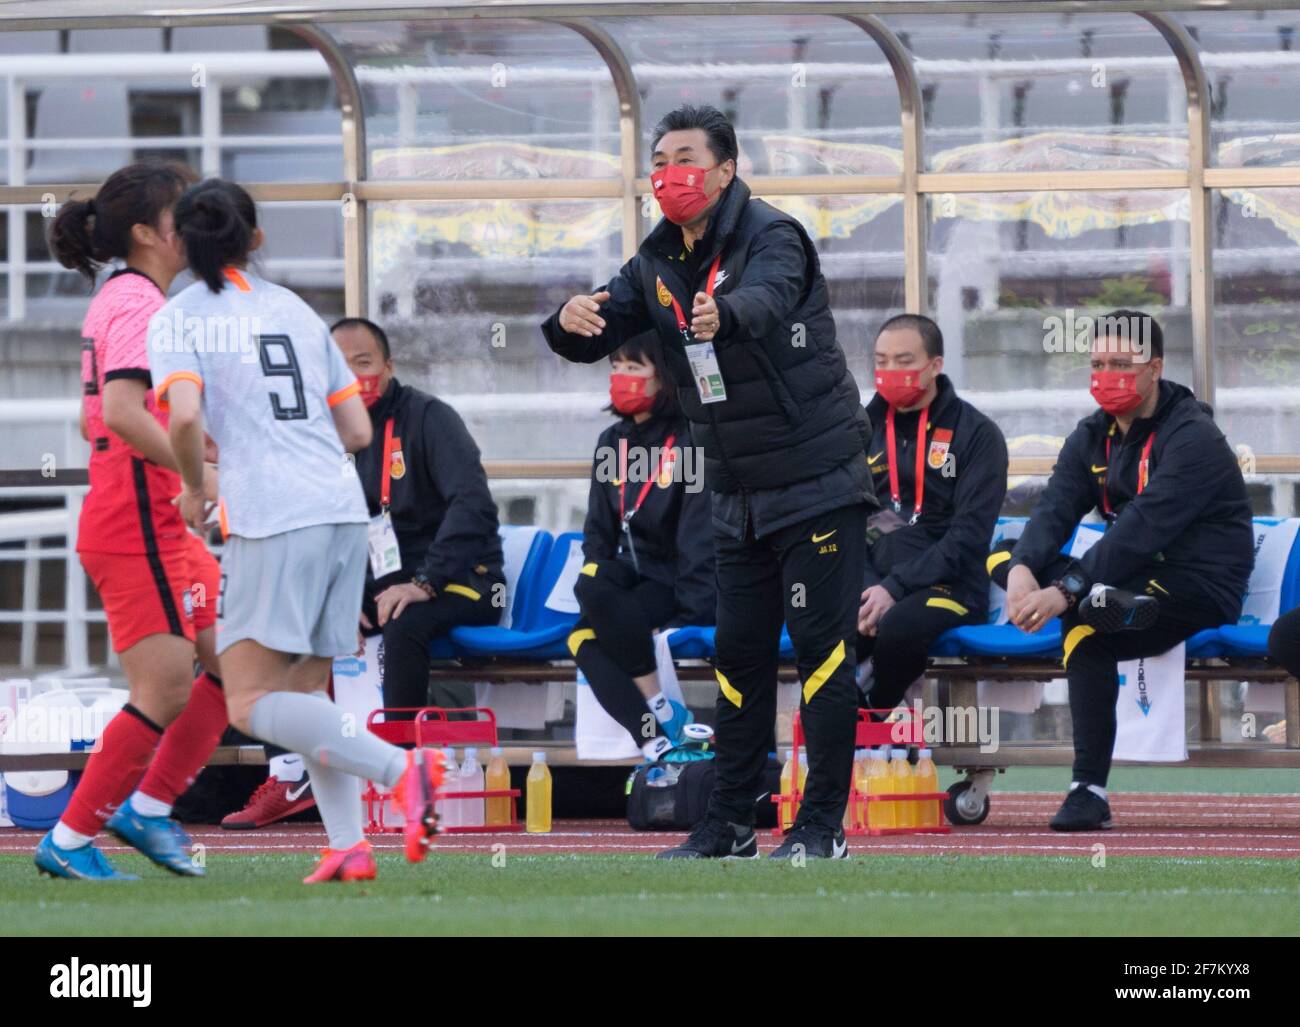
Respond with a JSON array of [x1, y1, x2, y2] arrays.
[[222, 267, 252, 292], [155, 370, 203, 411], [328, 380, 361, 407], [218, 498, 229, 541]]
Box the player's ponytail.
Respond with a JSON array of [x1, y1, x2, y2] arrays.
[[174, 178, 258, 294], [48, 161, 195, 284]]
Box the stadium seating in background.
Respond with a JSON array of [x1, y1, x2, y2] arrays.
[[27, 81, 130, 183], [170, 25, 269, 53], [68, 29, 164, 54]]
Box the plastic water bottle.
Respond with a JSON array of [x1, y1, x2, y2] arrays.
[[485, 746, 512, 826], [526, 751, 552, 833], [438, 747, 461, 830], [866, 748, 895, 830], [890, 747, 915, 828], [460, 747, 485, 827], [914, 747, 939, 827], [851, 749, 872, 830], [778, 748, 796, 830]]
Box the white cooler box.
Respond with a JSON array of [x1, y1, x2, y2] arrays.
[[1, 678, 126, 830]]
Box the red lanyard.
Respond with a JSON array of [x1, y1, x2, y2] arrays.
[[667, 255, 723, 340], [380, 417, 395, 510], [885, 405, 929, 523], [618, 434, 677, 524], [1100, 430, 1156, 518]]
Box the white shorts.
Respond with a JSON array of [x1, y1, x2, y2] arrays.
[[216, 522, 367, 658]]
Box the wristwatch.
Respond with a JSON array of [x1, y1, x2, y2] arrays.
[[1051, 569, 1088, 609], [411, 573, 437, 598]]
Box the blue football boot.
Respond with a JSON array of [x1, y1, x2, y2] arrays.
[[34, 832, 139, 881], [106, 798, 203, 876]]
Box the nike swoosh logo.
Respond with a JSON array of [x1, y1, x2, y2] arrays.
[[867, 451, 884, 465], [1091, 465, 1108, 473], [285, 781, 311, 802], [51, 852, 70, 870], [731, 835, 753, 854], [811, 530, 837, 543], [831, 836, 848, 859]]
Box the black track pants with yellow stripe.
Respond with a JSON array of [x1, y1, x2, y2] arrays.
[[857, 587, 980, 711], [1046, 557, 1223, 787], [708, 502, 869, 832]]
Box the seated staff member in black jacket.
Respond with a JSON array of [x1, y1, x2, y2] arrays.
[[544, 104, 874, 862], [997, 311, 1253, 831], [856, 315, 1008, 711], [569, 332, 716, 763], [333, 317, 505, 716]]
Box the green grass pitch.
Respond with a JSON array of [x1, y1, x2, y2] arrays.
[[3, 852, 1299, 936]]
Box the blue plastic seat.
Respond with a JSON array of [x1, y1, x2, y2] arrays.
[[666, 625, 795, 660], [449, 531, 582, 659], [430, 525, 552, 659], [1184, 628, 1225, 659], [935, 620, 1065, 658], [1202, 518, 1300, 659]]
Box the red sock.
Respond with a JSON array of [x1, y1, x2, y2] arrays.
[[137, 672, 228, 807], [60, 705, 162, 836]]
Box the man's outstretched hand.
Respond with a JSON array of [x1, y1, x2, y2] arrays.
[[558, 291, 610, 337]]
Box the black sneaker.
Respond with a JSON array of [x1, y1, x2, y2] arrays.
[[1049, 785, 1114, 831], [1077, 586, 1158, 634], [655, 817, 758, 860], [769, 823, 848, 861]]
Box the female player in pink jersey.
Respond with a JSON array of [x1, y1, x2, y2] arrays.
[[34, 162, 230, 880]]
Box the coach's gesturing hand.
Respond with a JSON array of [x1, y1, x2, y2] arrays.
[[558, 291, 610, 337], [375, 582, 431, 626], [690, 292, 720, 341]]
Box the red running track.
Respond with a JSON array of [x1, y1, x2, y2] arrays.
[[2, 793, 1299, 859]]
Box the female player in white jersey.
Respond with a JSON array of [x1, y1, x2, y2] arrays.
[[35, 162, 230, 881], [150, 179, 444, 883]]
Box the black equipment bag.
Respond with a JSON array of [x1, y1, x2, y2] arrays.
[[626, 755, 782, 831]]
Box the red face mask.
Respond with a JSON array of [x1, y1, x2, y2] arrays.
[[357, 374, 384, 409], [875, 367, 929, 410], [652, 164, 717, 225], [1090, 368, 1146, 416], [610, 373, 656, 416]]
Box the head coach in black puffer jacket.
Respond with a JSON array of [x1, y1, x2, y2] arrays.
[[543, 104, 876, 860]]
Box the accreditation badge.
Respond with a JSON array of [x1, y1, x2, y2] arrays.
[[367, 510, 403, 578], [389, 446, 406, 480], [685, 341, 727, 404]]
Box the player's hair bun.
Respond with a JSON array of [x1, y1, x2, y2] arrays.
[[174, 178, 259, 294]]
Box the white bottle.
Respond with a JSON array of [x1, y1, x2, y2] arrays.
[[438, 747, 461, 830], [459, 747, 485, 827]]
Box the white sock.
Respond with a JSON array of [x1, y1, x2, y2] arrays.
[[129, 791, 172, 818], [302, 753, 363, 851], [1071, 781, 1108, 801], [641, 735, 673, 761], [51, 822, 94, 850], [248, 690, 407, 789], [270, 753, 305, 783], [647, 692, 672, 724]]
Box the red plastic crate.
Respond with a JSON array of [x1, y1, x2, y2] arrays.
[[771, 709, 950, 837], [362, 706, 523, 834]]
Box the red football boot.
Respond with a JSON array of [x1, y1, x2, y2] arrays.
[[303, 840, 376, 884], [220, 775, 316, 830], [393, 748, 446, 862]]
